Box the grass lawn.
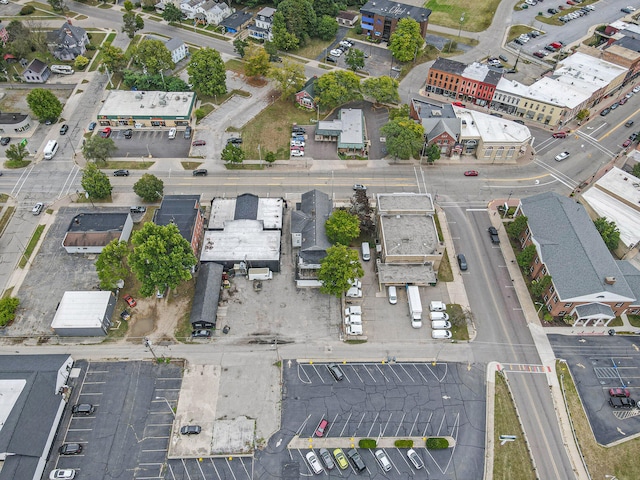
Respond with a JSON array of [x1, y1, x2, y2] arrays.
[[557, 360, 640, 479], [296, 38, 333, 61], [507, 25, 535, 43], [448, 304, 469, 341], [102, 160, 154, 169], [493, 372, 537, 480], [425, 0, 502, 32], [241, 98, 316, 160], [438, 250, 454, 282], [19, 224, 45, 268], [628, 314, 640, 328]]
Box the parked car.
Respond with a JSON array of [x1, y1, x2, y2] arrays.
[[353, 184, 367, 190], [374, 449, 392, 472], [192, 140, 206, 146], [192, 329, 211, 338], [333, 449, 349, 470], [630, 132, 639, 141], [621, 6, 636, 13], [327, 363, 344, 381], [99, 127, 112, 138], [464, 170, 479, 176], [184, 126, 192, 139], [305, 451, 324, 474], [32, 202, 44, 215], [227, 137, 243, 144], [123, 295, 137, 307], [600, 108, 611, 116], [346, 287, 362, 298], [488, 226, 500, 244], [49, 470, 76, 480], [552, 131, 567, 138], [330, 49, 342, 56], [130, 206, 146, 214], [619, 97, 628, 105], [609, 387, 631, 397], [113, 169, 129, 176], [0, 137, 10, 146], [407, 449, 424, 470], [347, 449, 366, 471], [120, 310, 131, 321], [193, 168, 208, 176], [325, 56, 337, 63], [71, 403, 95, 415], [432, 329, 452, 339], [533, 51, 546, 58], [388, 285, 397, 304], [59, 124, 69, 135], [554, 151, 570, 161], [457, 253, 468, 271], [610, 102, 620, 110], [59, 443, 83, 455], [315, 418, 329, 437], [318, 448, 335, 470], [123, 128, 133, 139], [609, 396, 636, 408], [290, 149, 304, 157], [88, 121, 97, 131], [633, 85, 640, 93], [623, 138, 632, 147], [180, 425, 202, 435]]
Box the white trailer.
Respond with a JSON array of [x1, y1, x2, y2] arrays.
[[248, 268, 272, 280], [406, 285, 423, 328]]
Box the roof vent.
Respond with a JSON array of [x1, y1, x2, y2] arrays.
[[605, 276, 616, 285]]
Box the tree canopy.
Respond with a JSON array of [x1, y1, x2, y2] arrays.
[[128, 223, 197, 297], [81, 163, 113, 199], [633, 162, 640, 179], [244, 45, 270, 78], [272, 12, 300, 51], [133, 39, 174, 75], [325, 209, 360, 246], [26, 88, 63, 122], [316, 15, 338, 41], [389, 18, 424, 62], [268, 60, 306, 99], [221, 143, 245, 163], [162, 3, 184, 23], [380, 118, 424, 160], [96, 239, 130, 290], [5, 143, 28, 163], [82, 136, 117, 164], [506, 215, 528, 238], [275, 0, 317, 47], [187, 48, 227, 97], [361, 76, 399, 104], [315, 70, 362, 109], [122, 11, 144, 38], [133, 173, 164, 202], [318, 244, 364, 297], [594, 217, 620, 251], [345, 48, 365, 71], [425, 143, 441, 163], [100, 44, 127, 74]]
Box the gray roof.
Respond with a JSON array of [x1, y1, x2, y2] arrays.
[[338, 108, 364, 148], [616, 34, 640, 52], [190, 262, 223, 326], [163, 37, 184, 51], [431, 57, 466, 76], [520, 192, 635, 300], [154, 195, 201, 243], [47, 22, 86, 46], [574, 303, 615, 318], [0, 113, 29, 125], [291, 189, 332, 264], [617, 260, 640, 306], [220, 11, 253, 30], [426, 119, 457, 141], [235, 193, 259, 220], [360, 0, 431, 22], [67, 212, 128, 232], [24, 59, 48, 74]]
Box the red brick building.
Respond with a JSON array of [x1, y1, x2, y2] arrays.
[[426, 58, 503, 106]]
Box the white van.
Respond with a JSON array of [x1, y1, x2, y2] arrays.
[[168, 127, 177, 139], [43, 139, 58, 160], [388, 286, 397, 304], [429, 300, 447, 312], [429, 311, 449, 321], [431, 320, 452, 330], [361, 242, 371, 261], [432, 329, 452, 339]]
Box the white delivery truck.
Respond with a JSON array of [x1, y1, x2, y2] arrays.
[[43, 139, 58, 160], [247, 268, 272, 280], [406, 285, 423, 328], [344, 314, 362, 325], [346, 323, 363, 336]]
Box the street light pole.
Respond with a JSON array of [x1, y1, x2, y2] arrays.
[[458, 13, 465, 38]]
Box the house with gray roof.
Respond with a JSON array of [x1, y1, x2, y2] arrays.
[[46, 21, 89, 61], [315, 108, 367, 156], [248, 6, 275, 41], [21, 59, 50, 83], [163, 37, 188, 63], [291, 189, 332, 287], [190, 261, 223, 329], [194, 1, 232, 26], [517, 191, 640, 326]]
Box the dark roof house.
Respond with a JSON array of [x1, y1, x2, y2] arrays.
[[190, 262, 223, 329], [154, 195, 205, 256], [47, 21, 89, 61], [22, 59, 51, 83], [62, 212, 133, 254], [295, 77, 316, 109]]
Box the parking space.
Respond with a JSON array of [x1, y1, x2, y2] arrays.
[[166, 457, 253, 480], [104, 128, 192, 158], [46, 360, 183, 480], [281, 360, 485, 479], [549, 334, 640, 446]]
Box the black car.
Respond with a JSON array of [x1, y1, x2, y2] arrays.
[[123, 128, 133, 139], [192, 329, 211, 337], [630, 132, 639, 141], [327, 363, 344, 381], [547, 7, 558, 13], [609, 397, 636, 408], [113, 169, 129, 176], [488, 226, 500, 244], [227, 137, 242, 144], [0, 137, 10, 146], [193, 169, 208, 176], [346, 449, 366, 472], [180, 425, 202, 435], [325, 56, 337, 63], [600, 108, 611, 116], [59, 124, 69, 135], [292, 127, 306, 134], [59, 443, 83, 455], [71, 404, 95, 415], [457, 253, 468, 271]]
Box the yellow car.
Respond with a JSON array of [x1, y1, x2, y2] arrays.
[[333, 448, 349, 470]]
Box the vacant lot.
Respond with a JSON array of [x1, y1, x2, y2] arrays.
[[425, 0, 502, 32]]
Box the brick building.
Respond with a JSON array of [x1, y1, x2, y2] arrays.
[[426, 58, 502, 106], [360, 0, 430, 41]]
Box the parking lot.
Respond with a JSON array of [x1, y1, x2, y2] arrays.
[[47, 360, 183, 480], [280, 360, 485, 479], [549, 334, 640, 446], [104, 128, 193, 158]]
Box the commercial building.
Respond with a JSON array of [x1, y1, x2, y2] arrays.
[[0, 112, 32, 135], [51, 291, 116, 336], [62, 212, 133, 254], [96, 90, 196, 128], [153, 195, 205, 257], [314, 108, 367, 155], [360, 0, 431, 41], [426, 58, 503, 106], [190, 262, 223, 329]]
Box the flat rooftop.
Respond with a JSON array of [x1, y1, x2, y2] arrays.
[[377, 193, 434, 213], [201, 220, 281, 262], [380, 214, 439, 256], [51, 291, 112, 329], [339, 108, 363, 146], [98, 91, 195, 119], [455, 107, 532, 143], [209, 196, 283, 230]]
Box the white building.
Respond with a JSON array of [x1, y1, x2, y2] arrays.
[[51, 291, 116, 336], [164, 37, 188, 64], [180, 0, 206, 19], [248, 7, 276, 41], [194, 1, 232, 25]]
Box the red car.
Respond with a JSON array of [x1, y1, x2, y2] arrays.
[[124, 295, 137, 307], [315, 419, 329, 437], [609, 387, 631, 397], [192, 140, 206, 146], [552, 131, 567, 138], [566, 0, 575, 4], [619, 97, 628, 105], [623, 139, 632, 148], [100, 127, 112, 138], [464, 170, 479, 176]]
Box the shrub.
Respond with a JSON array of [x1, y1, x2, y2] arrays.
[[426, 437, 449, 449], [19, 5, 35, 14], [194, 108, 206, 121], [86, 44, 97, 51], [358, 438, 376, 449], [0, 297, 20, 327], [394, 439, 413, 448]]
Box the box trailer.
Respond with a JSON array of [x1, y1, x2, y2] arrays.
[[406, 285, 422, 328], [248, 268, 272, 280]]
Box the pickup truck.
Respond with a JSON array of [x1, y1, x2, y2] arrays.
[[488, 226, 500, 244]]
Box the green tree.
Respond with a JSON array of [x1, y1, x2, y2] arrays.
[[74, 55, 89, 70], [425, 143, 440, 163], [325, 209, 360, 245], [316, 15, 338, 40], [100, 43, 127, 74], [531, 275, 552, 300], [268, 60, 306, 99], [26, 88, 63, 122], [506, 215, 528, 238], [82, 136, 117, 164], [276, 0, 317, 47], [47, 0, 65, 12], [0, 297, 20, 327], [133, 39, 174, 74], [389, 103, 410, 120], [594, 217, 621, 251], [81, 163, 113, 199], [188, 48, 227, 97], [95, 240, 130, 290], [265, 151, 276, 165], [632, 162, 640, 179], [380, 118, 424, 160], [344, 48, 365, 71], [389, 18, 424, 62], [233, 38, 249, 58], [576, 109, 589, 122], [361, 76, 399, 104], [122, 11, 144, 39], [244, 45, 270, 78], [124, 0, 134, 10], [318, 244, 364, 297], [128, 223, 197, 297], [315, 70, 362, 109], [221, 143, 245, 163], [162, 3, 184, 23], [264, 40, 278, 61], [272, 12, 300, 51], [313, 0, 338, 17], [516, 244, 537, 269], [5, 143, 28, 163], [133, 173, 164, 202]]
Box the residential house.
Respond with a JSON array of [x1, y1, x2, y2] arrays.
[[516, 191, 640, 325], [21, 59, 51, 83], [219, 11, 253, 35], [410, 99, 461, 157], [194, 1, 232, 26], [360, 0, 431, 41], [248, 6, 276, 41], [336, 11, 359, 27], [180, 0, 206, 19], [291, 189, 332, 287], [295, 77, 316, 110], [153, 195, 205, 257], [0, 21, 8, 45], [46, 21, 89, 61], [164, 37, 188, 64]]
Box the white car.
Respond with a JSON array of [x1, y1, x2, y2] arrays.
[[290, 140, 305, 147], [339, 40, 352, 48], [32, 202, 44, 215], [349, 278, 362, 289], [330, 49, 342, 57], [345, 305, 362, 316], [346, 323, 363, 335], [346, 287, 362, 298], [305, 451, 324, 474], [554, 151, 570, 162], [50, 470, 76, 480], [633, 85, 640, 93], [290, 149, 304, 157]]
